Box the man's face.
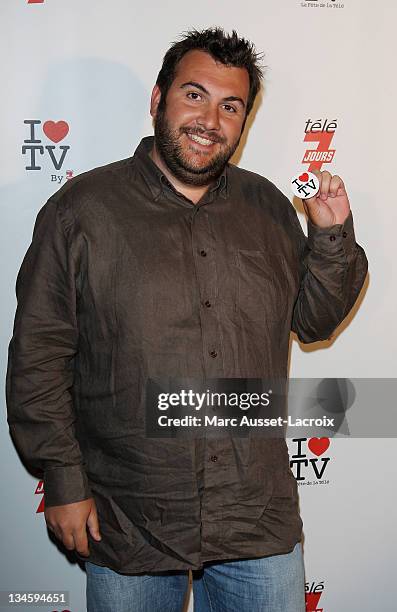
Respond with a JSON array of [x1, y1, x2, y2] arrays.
[[151, 50, 250, 186]]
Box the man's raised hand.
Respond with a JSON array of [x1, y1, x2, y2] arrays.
[[302, 169, 350, 228]]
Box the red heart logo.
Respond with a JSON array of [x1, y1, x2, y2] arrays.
[[308, 437, 330, 456], [298, 172, 309, 182], [43, 120, 69, 143]]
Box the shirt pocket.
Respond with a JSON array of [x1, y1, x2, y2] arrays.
[[236, 249, 289, 324]]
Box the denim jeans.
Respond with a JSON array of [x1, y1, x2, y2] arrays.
[[86, 541, 305, 612]]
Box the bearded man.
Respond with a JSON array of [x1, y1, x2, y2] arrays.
[[6, 27, 368, 612]]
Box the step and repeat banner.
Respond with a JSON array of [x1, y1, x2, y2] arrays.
[[1, 1, 396, 611]]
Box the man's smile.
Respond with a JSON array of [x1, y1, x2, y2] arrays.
[[186, 132, 217, 147]]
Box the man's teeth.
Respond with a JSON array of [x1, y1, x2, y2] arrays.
[[188, 133, 215, 146]]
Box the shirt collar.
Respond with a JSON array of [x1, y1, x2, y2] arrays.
[[133, 135, 228, 202]]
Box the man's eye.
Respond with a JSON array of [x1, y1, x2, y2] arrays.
[[223, 104, 237, 113], [187, 92, 202, 100]]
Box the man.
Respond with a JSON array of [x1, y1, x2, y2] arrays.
[[6, 28, 367, 612]]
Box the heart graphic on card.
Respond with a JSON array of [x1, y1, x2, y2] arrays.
[[43, 120, 69, 143], [299, 172, 309, 182]]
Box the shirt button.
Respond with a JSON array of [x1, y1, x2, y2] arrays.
[[342, 231, 347, 238], [209, 350, 218, 358], [204, 300, 211, 308], [209, 455, 218, 462], [329, 235, 336, 242], [200, 249, 207, 257]]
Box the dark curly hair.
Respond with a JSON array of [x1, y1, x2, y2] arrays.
[[156, 27, 264, 117]]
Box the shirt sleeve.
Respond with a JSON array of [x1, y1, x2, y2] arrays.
[[288, 206, 368, 343], [6, 197, 92, 508]]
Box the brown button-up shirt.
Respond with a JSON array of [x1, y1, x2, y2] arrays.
[[6, 136, 368, 573]]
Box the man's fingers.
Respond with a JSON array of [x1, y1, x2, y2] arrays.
[[73, 526, 90, 557], [47, 522, 90, 556], [47, 522, 62, 541], [318, 170, 331, 200], [309, 169, 345, 199], [329, 175, 344, 197], [87, 502, 102, 541], [310, 168, 321, 183], [62, 530, 76, 551], [304, 168, 324, 202]]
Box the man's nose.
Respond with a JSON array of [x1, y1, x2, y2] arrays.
[[196, 103, 220, 132]]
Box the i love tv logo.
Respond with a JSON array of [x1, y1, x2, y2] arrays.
[[291, 171, 319, 199], [289, 437, 331, 484], [22, 119, 73, 183]]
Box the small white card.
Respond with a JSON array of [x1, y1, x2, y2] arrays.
[[291, 171, 320, 199]]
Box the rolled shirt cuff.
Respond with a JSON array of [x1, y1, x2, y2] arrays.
[[44, 464, 92, 507], [307, 210, 357, 261]]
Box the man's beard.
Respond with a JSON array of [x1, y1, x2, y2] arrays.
[[153, 104, 241, 187]]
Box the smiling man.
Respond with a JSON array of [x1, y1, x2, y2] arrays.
[[6, 28, 368, 612]]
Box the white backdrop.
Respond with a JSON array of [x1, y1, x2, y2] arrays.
[[1, 1, 396, 611]]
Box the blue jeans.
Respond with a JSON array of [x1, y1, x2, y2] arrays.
[[86, 541, 305, 612]]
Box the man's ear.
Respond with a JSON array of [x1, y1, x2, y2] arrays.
[[150, 84, 162, 119]]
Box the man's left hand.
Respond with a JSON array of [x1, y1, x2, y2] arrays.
[[302, 169, 350, 228]]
